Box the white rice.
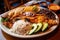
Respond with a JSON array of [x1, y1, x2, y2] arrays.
[[9, 20, 31, 35]]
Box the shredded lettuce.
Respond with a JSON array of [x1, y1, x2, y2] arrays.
[[1, 18, 8, 22]]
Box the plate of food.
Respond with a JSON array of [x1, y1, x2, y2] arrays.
[[0, 5, 59, 38]]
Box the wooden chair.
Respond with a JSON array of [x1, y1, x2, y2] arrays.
[[4, 0, 31, 11]]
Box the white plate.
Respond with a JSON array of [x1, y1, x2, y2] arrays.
[[0, 7, 59, 38]]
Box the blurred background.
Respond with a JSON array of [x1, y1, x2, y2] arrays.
[[0, 0, 60, 14]]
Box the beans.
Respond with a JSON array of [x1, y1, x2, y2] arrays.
[[38, 9, 56, 19]]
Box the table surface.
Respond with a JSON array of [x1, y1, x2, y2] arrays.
[[0, 4, 60, 40]]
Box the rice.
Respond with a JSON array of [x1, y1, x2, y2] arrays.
[[9, 20, 32, 35]]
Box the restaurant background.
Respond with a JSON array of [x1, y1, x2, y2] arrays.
[[0, 0, 60, 14]]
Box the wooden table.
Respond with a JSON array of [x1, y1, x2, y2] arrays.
[[0, 4, 60, 40]]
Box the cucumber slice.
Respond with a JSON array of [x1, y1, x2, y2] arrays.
[[34, 23, 42, 33], [28, 24, 37, 35], [42, 22, 48, 31]]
